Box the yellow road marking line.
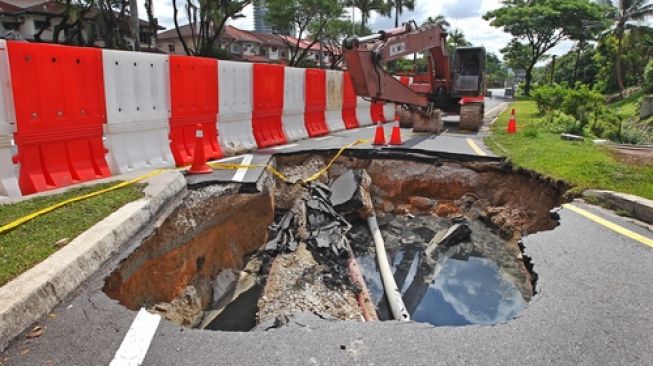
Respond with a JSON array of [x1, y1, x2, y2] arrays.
[[465, 138, 487, 156], [563, 203, 653, 248]]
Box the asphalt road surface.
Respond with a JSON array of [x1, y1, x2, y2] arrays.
[[2, 91, 651, 366]]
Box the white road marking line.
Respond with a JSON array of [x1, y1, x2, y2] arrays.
[[215, 155, 243, 163], [366, 125, 376, 129], [314, 135, 334, 141], [110, 308, 161, 366], [271, 143, 298, 150], [232, 154, 253, 182], [484, 102, 509, 117]]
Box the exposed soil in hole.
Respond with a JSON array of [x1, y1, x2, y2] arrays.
[[103, 151, 567, 331]]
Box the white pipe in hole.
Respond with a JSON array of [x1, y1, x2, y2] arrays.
[[367, 215, 410, 321]]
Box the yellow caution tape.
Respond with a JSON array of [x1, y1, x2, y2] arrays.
[[0, 138, 369, 235], [0, 169, 164, 235]]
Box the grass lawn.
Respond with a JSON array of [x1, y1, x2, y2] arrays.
[[0, 183, 144, 286], [485, 99, 653, 200]]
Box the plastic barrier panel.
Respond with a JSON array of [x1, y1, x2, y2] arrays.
[[252, 63, 286, 148], [325, 70, 346, 132], [342, 72, 359, 129], [8, 42, 110, 194], [169, 55, 222, 166], [356, 97, 374, 127], [103, 50, 173, 174], [218, 60, 256, 153], [283, 66, 308, 141], [0, 40, 19, 198], [371, 100, 385, 123], [304, 68, 329, 137]]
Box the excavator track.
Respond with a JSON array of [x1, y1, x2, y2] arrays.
[[459, 103, 484, 131]]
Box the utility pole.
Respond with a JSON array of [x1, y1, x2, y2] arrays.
[[319, 12, 324, 69], [550, 55, 556, 84], [129, 0, 140, 51]]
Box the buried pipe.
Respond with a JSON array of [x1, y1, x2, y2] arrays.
[[345, 244, 378, 321], [367, 215, 410, 321]]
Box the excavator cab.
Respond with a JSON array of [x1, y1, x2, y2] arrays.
[[452, 47, 486, 97]]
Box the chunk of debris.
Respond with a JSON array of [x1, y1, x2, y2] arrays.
[[423, 223, 472, 260], [329, 170, 374, 218], [306, 183, 351, 257], [26, 326, 44, 339], [560, 133, 584, 141], [265, 210, 297, 252]]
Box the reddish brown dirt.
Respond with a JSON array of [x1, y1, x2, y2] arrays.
[[103, 192, 274, 310], [333, 158, 567, 237]]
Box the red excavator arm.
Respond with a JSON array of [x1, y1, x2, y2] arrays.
[[342, 23, 451, 107]]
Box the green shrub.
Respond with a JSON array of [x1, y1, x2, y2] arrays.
[[531, 84, 569, 117], [589, 109, 622, 140], [546, 113, 581, 134], [644, 59, 653, 94], [561, 85, 604, 129]]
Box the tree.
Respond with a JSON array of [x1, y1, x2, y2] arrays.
[[422, 14, 449, 30], [484, 0, 606, 95], [266, 0, 343, 67], [386, 0, 415, 28], [486, 52, 510, 87], [34, 0, 96, 46], [172, 0, 251, 57], [602, 0, 653, 93], [96, 0, 132, 49], [311, 18, 371, 69], [344, 0, 389, 30]]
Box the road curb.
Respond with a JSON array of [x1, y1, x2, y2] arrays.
[[0, 170, 187, 352], [583, 190, 653, 225]]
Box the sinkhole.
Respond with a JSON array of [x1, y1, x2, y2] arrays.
[[103, 150, 567, 331]]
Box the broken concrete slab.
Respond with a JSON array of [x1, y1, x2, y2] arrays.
[[330, 170, 374, 218], [561, 133, 584, 141]]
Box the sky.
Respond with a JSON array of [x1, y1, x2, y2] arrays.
[[143, 0, 575, 59]]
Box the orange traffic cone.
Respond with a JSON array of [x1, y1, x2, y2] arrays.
[[188, 124, 213, 174], [372, 122, 386, 145], [388, 121, 403, 145], [506, 108, 517, 134]]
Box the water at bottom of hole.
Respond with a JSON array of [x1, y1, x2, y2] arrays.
[[357, 244, 527, 326], [205, 284, 263, 331]]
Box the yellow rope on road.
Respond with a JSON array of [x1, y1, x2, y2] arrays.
[[0, 169, 164, 235], [0, 138, 370, 235]]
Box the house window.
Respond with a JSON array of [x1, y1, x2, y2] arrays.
[[279, 50, 287, 58], [231, 44, 241, 54], [139, 32, 151, 45], [34, 20, 48, 31], [168, 44, 176, 53], [258, 47, 265, 56], [2, 22, 18, 31]]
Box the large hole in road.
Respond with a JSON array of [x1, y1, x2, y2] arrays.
[[103, 151, 567, 331]]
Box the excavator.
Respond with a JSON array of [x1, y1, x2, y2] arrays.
[[342, 22, 486, 132]]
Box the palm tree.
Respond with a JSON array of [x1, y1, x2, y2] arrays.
[[604, 0, 653, 92], [448, 29, 471, 47], [423, 15, 450, 30], [345, 0, 390, 30], [386, 0, 415, 28]]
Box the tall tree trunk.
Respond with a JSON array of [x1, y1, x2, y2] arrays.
[[616, 28, 626, 93], [572, 40, 583, 85], [129, 0, 140, 51], [395, 7, 399, 28], [524, 63, 535, 96]]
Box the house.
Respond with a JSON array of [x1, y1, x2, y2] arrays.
[[158, 23, 334, 66], [0, 0, 161, 50]]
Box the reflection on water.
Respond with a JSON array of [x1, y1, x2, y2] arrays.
[[358, 244, 527, 326]]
